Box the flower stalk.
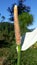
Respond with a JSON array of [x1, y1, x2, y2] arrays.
[[14, 5, 21, 65]]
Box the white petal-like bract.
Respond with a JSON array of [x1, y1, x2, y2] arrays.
[[22, 28, 37, 51]]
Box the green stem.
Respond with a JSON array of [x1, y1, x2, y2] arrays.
[[17, 45, 21, 65]]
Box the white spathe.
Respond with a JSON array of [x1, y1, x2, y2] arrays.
[[16, 28, 37, 51]]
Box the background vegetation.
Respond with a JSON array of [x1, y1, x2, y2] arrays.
[[0, 22, 37, 65]]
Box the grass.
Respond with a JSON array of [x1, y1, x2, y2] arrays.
[[0, 42, 37, 65], [0, 48, 10, 57], [21, 47, 37, 65]]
